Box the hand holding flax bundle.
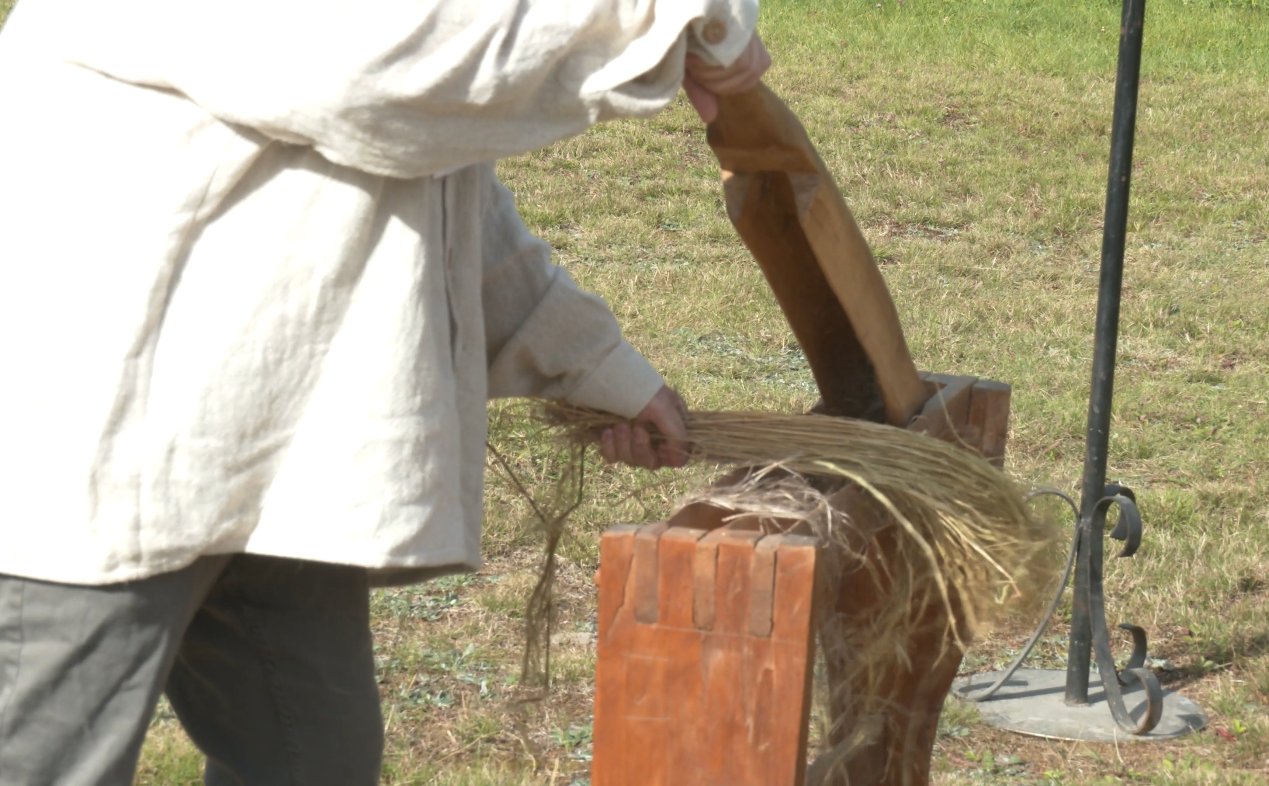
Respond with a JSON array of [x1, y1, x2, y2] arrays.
[[596, 385, 690, 470]]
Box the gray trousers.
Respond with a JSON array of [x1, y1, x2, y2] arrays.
[[0, 555, 383, 786]]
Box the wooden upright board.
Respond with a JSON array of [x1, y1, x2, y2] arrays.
[[816, 373, 1012, 786], [708, 84, 927, 426]]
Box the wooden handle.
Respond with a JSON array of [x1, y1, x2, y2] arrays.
[[708, 84, 927, 427]]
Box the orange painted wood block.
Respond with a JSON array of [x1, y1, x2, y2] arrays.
[[708, 83, 927, 426], [592, 521, 819, 786]]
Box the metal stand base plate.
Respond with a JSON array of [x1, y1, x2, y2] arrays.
[[954, 669, 1207, 742]]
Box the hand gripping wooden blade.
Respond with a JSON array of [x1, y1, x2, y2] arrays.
[[707, 83, 927, 426]]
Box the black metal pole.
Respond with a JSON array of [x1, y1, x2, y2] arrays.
[[1065, 0, 1146, 705]]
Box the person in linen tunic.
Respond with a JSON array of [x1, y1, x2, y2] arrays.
[[0, 0, 768, 782]]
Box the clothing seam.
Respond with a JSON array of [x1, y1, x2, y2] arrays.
[[441, 176, 460, 368], [226, 579, 306, 785], [0, 580, 27, 741]]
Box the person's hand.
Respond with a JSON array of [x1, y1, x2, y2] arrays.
[[599, 385, 690, 470], [682, 32, 771, 123]]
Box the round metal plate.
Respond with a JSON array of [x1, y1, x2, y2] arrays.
[[953, 668, 1207, 742]]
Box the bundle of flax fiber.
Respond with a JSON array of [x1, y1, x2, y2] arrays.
[[512, 402, 1057, 707]]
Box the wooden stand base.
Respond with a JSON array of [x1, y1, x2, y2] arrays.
[[592, 374, 1011, 786]]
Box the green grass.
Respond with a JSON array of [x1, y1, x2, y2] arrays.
[[1, 0, 1264, 782], [474, 3, 1269, 780]]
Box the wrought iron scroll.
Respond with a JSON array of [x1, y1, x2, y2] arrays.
[[958, 488, 1161, 735]]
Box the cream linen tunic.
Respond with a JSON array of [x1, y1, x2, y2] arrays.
[[0, 0, 758, 585]]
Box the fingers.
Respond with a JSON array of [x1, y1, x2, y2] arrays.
[[658, 441, 687, 469], [598, 386, 691, 470], [685, 54, 765, 95], [638, 386, 689, 469], [599, 427, 617, 463], [682, 74, 718, 123], [599, 423, 661, 470], [630, 426, 659, 469], [613, 423, 635, 466], [683, 33, 771, 104], [650, 390, 690, 468]]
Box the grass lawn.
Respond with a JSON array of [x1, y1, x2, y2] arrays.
[[4, 0, 1267, 783]]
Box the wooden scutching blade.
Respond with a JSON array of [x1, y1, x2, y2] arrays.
[[708, 84, 927, 427]]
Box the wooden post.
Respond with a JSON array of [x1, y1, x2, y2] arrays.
[[816, 375, 1012, 786]]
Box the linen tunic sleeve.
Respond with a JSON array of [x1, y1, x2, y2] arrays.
[[482, 174, 665, 419], [45, 0, 759, 179]]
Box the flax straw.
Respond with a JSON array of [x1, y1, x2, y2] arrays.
[[542, 403, 1055, 641]]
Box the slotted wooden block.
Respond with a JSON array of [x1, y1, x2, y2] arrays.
[[592, 512, 820, 786]]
